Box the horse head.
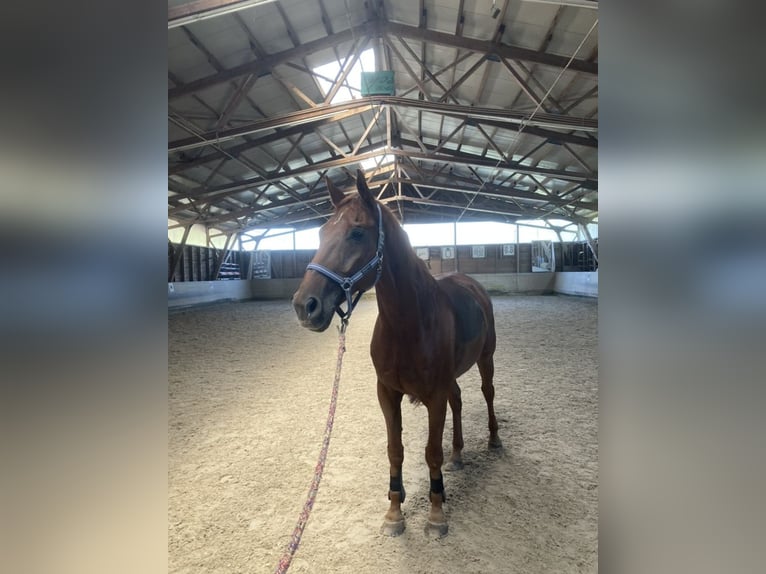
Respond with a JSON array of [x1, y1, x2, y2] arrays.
[[293, 170, 384, 332]]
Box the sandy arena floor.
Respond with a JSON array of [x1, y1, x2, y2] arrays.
[[169, 294, 598, 573]]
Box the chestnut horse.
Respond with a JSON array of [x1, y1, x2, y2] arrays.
[[293, 170, 501, 537]]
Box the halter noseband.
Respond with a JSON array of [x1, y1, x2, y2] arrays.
[[305, 203, 385, 324]]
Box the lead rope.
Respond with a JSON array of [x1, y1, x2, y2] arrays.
[[274, 318, 348, 574]]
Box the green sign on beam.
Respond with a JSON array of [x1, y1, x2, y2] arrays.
[[361, 71, 395, 96]]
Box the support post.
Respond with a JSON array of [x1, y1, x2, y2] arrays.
[[212, 233, 235, 280], [453, 220, 459, 273], [169, 224, 192, 282], [578, 223, 598, 265], [292, 230, 297, 278], [246, 248, 254, 280]]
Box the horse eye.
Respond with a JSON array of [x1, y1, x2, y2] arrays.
[[349, 228, 364, 240], [349, 227, 365, 241]]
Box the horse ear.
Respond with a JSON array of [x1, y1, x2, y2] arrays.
[[355, 169, 376, 208], [325, 176, 346, 208]]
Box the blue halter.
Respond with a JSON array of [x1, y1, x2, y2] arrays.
[[305, 204, 385, 324]]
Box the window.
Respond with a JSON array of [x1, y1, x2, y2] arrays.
[[312, 48, 376, 104]]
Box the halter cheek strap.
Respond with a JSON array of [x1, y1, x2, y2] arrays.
[[305, 204, 385, 324]]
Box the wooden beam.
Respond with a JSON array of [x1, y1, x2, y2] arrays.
[[434, 120, 466, 155], [169, 22, 373, 99], [393, 177, 595, 210], [214, 74, 258, 129], [350, 107, 385, 155], [500, 57, 553, 112], [168, 100, 375, 152], [397, 143, 597, 186], [176, 141, 596, 215], [386, 21, 597, 75], [383, 34, 438, 103], [513, 60, 566, 112], [169, 95, 596, 154], [439, 54, 487, 103], [168, 0, 278, 28], [171, 148, 386, 211], [169, 20, 597, 100], [404, 50, 475, 95], [169, 106, 368, 173], [561, 85, 598, 114]]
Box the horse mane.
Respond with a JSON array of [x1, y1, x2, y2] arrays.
[[376, 201, 437, 295]]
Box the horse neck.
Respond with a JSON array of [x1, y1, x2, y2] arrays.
[[374, 206, 438, 326]]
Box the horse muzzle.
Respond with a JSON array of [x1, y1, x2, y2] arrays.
[[292, 291, 336, 332]]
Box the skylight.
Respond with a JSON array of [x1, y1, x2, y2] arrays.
[[359, 147, 394, 171], [313, 48, 376, 104]]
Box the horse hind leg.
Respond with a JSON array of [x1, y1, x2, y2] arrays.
[[478, 353, 502, 449], [424, 396, 449, 538], [444, 380, 464, 471]]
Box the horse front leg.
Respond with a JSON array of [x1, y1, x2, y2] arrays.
[[425, 395, 449, 537], [377, 381, 405, 536]]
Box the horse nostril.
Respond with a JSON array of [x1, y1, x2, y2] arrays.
[[306, 296, 318, 316]]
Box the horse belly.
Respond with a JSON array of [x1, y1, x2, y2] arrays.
[[453, 322, 486, 377], [436, 275, 491, 376], [371, 328, 451, 400], [373, 351, 444, 397]]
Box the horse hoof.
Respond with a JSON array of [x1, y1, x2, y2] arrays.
[[424, 520, 448, 538], [488, 436, 503, 449], [444, 460, 464, 471], [381, 519, 405, 537]]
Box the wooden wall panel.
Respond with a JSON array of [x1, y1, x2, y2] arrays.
[[168, 242, 596, 281]]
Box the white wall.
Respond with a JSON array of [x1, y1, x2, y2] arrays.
[[250, 278, 303, 300], [168, 278, 304, 309], [168, 271, 596, 309], [168, 280, 252, 309], [553, 271, 598, 297], [468, 272, 556, 294]]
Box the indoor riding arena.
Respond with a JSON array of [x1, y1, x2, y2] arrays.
[[169, 1, 598, 573], [170, 293, 597, 573]]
